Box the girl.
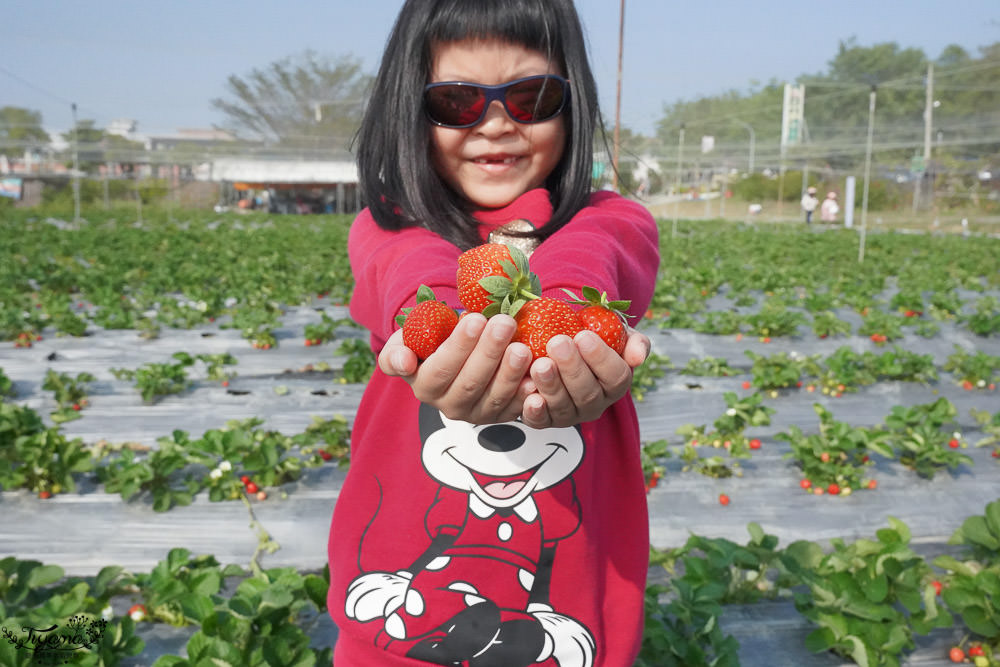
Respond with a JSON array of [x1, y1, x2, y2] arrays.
[[328, 1, 660, 665]]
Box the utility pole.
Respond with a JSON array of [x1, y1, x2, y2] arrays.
[[914, 62, 934, 212], [71, 103, 81, 222], [859, 85, 877, 263], [611, 0, 625, 191], [672, 123, 685, 238]]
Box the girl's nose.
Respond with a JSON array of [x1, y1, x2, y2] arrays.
[[475, 101, 516, 134]]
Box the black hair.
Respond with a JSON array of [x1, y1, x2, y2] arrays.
[[354, 0, 599, 249]]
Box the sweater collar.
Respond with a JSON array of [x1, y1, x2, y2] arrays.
[[473, 188, 553, 231]]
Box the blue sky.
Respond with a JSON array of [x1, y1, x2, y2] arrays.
[[2, 0, 997, 138]]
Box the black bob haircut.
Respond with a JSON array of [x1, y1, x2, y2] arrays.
[[354, 0, 600, 250]]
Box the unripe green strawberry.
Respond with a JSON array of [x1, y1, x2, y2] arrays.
[[457, 243, 540, 315], [563, 286, 632, 356], [398, 285, 459, 360], [512, 297, 583, 361]]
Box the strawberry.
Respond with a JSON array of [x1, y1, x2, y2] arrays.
[[397, 285, 459, 360], [129, 603, 147, 621], [562, 286, 632, 356], [457, 243, 539, 315], [718, 493, 731, 506], [511, 297, 583, 361]]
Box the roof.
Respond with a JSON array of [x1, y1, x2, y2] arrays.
[[202, 158, 358, 184]]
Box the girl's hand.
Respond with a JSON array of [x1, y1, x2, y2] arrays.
[[520, 328, 650, 429], [378, 313, 535, 424]]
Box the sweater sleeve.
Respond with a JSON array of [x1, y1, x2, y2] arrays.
[[348, 209, 463, 352], [528, 192, 660, 319]]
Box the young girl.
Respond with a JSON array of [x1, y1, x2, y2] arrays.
[[328, 1, 660, 665]]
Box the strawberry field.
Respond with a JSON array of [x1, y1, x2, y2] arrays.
[[2, 208, 1000, 666]]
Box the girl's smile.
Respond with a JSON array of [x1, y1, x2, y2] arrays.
[[428, 39, 567, 210]]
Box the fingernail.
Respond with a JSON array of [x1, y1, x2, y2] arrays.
[[548, 336, 572, 361], [392, 349, 408, 371], [491, 316, 515, 342], [577, 330, 599, 353], [510, 346, 530, 367]]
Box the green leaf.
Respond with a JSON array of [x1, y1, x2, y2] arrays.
[[26, 563, 63, 588]]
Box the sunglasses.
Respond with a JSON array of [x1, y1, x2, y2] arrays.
[[424, 74, 570, 128]]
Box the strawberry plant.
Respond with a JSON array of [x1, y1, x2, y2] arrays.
[[42, 369, 96, 423], [0, 367, 14, 398], [881, 398, 974, 479], [679, 356, 737, 377], [743, 297, 807, 338], [933, 500, 1000, 663], [336, 338, 375, 383], [194, 352, 238, 383], [783, 517, 953, 667], [111, 352, 196, 403], [745, 349, 807, 392], [0, 401, 93, 496], [777, 404, 892, 495], [640, 438, 670, 492], [871, 346, 939, 384], [130, 548, 244, 627], [929, 289, 964, 320], [857, 307, 906, 343], [944, 346, 1000, 389], [293, 414, 351, 468], [676, 392, 774, 477], [0, 557, 143, 666], [693, 310, 744, 335], [962, 295, 1000, 337], [150, 565, 331, 667], [814, 346, 879, 395], [971, 409, 1000, 460], [303, 310, 352, 346], [631, 351, 672, 402], [811, 310, 852, 339]]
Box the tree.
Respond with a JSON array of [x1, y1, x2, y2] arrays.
[[210, 50, 371, 155], [0, 106, 51, 156], [60, 121, 144, 172]]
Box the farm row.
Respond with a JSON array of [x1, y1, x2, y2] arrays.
[[3, 209, 1000, 665]]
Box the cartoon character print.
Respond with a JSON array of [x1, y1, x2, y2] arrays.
[[345, 404, 596, 667]]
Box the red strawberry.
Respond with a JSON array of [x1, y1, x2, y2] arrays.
[[563, 286, 632, 356], [397, 285, 459, 360], [718, 493, 731, 506], [457, 243, 539, 315], [512, 297, 583, 361], [129, 603, 147, 621]]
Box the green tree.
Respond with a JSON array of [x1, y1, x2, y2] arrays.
[[210, 50, 371, 154], [0, 106, 51, 155]]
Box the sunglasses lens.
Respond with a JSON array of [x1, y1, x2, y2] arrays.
[[425, 85, 485, 127], [506, 77, 564, 122]]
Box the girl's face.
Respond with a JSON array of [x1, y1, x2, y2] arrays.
[[428, 38, 567, 210]]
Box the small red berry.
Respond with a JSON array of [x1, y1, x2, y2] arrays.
[[718, 493, 731, 506], [245, 481, 259, 494], [38, 490, 52, 499], [931, 580, 943, 595], [748, 438, 761, 450], [800, 479, 812, 489], [129, 603, 147, 622], [949, 438, 960, 449], [742, 380, 752, 390], [949, 646, 965, 663], [240, 475, 250, 484], [969, 645, 984, 658], [867, 480, 877, 490], [319, 450, 333, 462], [72, 403, 81, 411], [827, 483, 841, 496]]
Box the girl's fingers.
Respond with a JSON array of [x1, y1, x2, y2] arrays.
[[409, 313, 486, 402], [378, 329, 418, 377], [575, 330, 634, 401]]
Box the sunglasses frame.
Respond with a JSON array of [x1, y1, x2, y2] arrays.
[[423, 74, 570, 129]]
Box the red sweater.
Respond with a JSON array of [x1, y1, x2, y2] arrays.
[[328, 189, 660, 667]]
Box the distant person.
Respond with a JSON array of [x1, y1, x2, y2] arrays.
[[800, 186, 819, 224], [820, 191, 839, 224]]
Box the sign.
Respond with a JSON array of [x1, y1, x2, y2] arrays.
[[911, 156, 926, 173], [781, 84, 805, 148], [701, 136, 715, 154], [0, 177, 22, 200]]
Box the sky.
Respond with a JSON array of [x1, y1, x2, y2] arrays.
[[2, 0, 998, 140]]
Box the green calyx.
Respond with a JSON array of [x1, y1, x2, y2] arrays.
[[478, 245, 541, 318], [563, 285, 632, 315], [395, 284, 441, 327]]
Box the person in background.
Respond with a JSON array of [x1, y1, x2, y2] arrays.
[[800, 186, 819, 224], [820, 191, 840, 224]]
